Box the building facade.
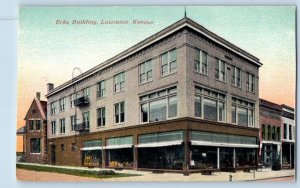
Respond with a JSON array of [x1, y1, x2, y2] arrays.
[[24, 92, 48, 164], [281, 105, 295, 169], [46, 17, 262, 173], [258, 99, 282, 169]]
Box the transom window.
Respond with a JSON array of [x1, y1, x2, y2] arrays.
[[140, 60, 153, 84], [97, 80, 106, 98], [161, 48, 177, 76], [247, 73, 255, 92], [194, 86, 226, 122], [60, 118, 66, 134], [115, 102, 125, 124], [114, 72, 125, 93], [194, 48, 208, 75], [231, 97, 255, 127], [59, 97, 66, 111], [97, 107, 106, 127], [215, 59, 226, 82], [140, 86, 177, 123], [231, 66, 241, 88]]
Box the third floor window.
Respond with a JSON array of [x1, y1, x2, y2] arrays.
[[194, 48, 208, 75], [231, 66, 241, 88], [50, 102, 56, 115], [140, 60, 153, 84], [97, 80, 106, 98], [59, 97, 66, 111], [161, 48, 177, 76], [114, 72, 125, 93], [247, 73, 255, 92], [215, 59, 226, 82]]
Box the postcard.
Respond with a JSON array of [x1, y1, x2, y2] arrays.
[[16, 6, 296, 182]]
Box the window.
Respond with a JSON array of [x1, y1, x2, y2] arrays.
[[140, 60, 153, 84], [194, 86, 226, 122], [59, 97, 66, 111], [272, 126, 276, 140], [283, 124, 287, 139], [82, 111, 90, 129], [268, 125, 271, 140], [247, 73, 255, 92], [161, 48, 177, 76], [114, 72, 125, 93], [232, 66, 241, 87], [97, 107, 106, 127], [289, 124, 292, 140], [35, 120, 41, 130], [97, 80, 106, 98], [29, 120, 34, 131], [51, 121, 56, 135], [83, 87, 90, 99], [215, 59, 226, 82], [194, 48, 208, 75], [30, 138, 41, 153], [232, 97, 255, 127], [277, 127, 281, 141], [140, 87, 177, 123], [60, 118, 65, 134], [115, 102, 125, 124], [262, 124, 265, 140], [61, 144, 65, 151], [70, 115, 76, 131], [70, 94, 76, 108], [50, 102, 56, 114], [71, 143, 76, 151]]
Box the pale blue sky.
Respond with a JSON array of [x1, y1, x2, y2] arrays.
[[18, 6, 296, 128]]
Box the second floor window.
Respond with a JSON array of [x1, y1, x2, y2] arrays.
[[82, 111, 90, 129], [59, 97, 66, 111], [232, 66, 241, 87], [35, 120, 41, 130], [195, 86, 226, 122], [29, 120, 34, 131], [97, 107, 106, 127], [231, 97, 255, 127], [114, 72, 125, 93], [97, 80, 106, 98], [194, 48, 208, 75], [70, 115, 76, 131], [140, 60, 153, 84], [247, 73, 255, 92], [51, 121, 56, 135], [60, 118, 65, 134], [50, 102, 56, 114], [161, 48, 177, 76], [115, 102, 125, 124], [215, 59, 226, 82]]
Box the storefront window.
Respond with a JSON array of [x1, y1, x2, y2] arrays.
[[107, 148, 133, 168], [220, 147, 234, 169], [191, 146, 217, 169], [82, 150, 102, 166], [235, 148, 256, 167]]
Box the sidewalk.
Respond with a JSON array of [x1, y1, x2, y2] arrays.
[[16, 162, 295, 182]]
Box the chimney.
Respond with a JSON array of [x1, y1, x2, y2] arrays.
[[36, 92, 41, 100], [47, 83, 54, 93]]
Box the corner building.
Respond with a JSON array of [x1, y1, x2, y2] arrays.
[[46, 17, 262, 174]]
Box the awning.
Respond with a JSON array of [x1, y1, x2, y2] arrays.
[[136, 140, 183, 148], [191, 140, 259, 148], [104, 144, 133, 149], [80, 146, 103, 151]]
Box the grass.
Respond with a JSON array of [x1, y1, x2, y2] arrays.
[[16, 164, 140, 179]]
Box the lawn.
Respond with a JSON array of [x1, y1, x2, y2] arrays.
[[16, 164, 140, 179]]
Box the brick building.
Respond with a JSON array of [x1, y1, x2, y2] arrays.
[[45, 17, 262, 173], [23, 92, 48, 164], [259, 99, 282, 169]]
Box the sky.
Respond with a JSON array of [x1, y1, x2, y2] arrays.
[[17, 6, 296, 151]]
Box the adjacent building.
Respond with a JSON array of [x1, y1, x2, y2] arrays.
[[23, 92, 48, 164], [45, 17, 262, 173], [281, 105, 295, 169], [259, 99, 282, 169]]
